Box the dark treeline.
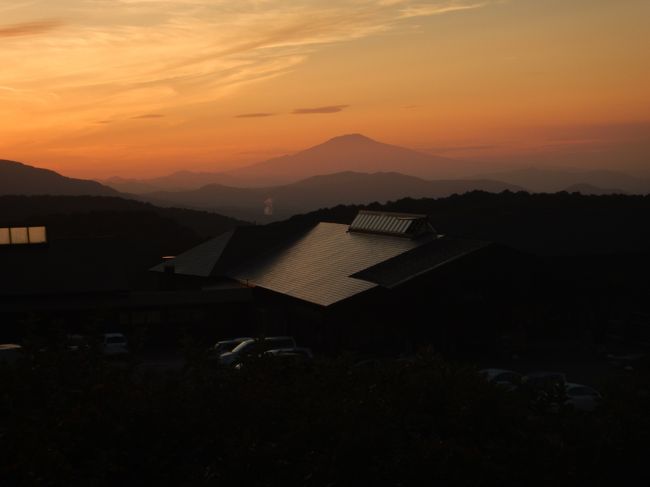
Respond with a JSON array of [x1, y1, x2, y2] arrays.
[[4, 191, 650, 257], [268, 192, 650, 344], [1, 349, 648, 486], [273, 191, 650, 255], [2, 192, 649, 306], [0, 195, 247, 272]]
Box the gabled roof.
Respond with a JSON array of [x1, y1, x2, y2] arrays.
[[151, 211, 491, 308], [150, 230, 234, 277], [226, 222, 438, 307], [150, 224, 313, 277], [350, 237, 491, 288]]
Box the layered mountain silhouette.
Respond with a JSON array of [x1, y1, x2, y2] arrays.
[[0, 159, 119, 196], [101, 134, 649, 195], [141, 171, 523, 221], [104, 171, 250, 193], [103, 134, 477, 192]]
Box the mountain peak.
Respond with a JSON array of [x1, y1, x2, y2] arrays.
[[324, 133, 377, 145]]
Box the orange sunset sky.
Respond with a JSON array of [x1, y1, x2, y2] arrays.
[[1, 0, 649, 178]]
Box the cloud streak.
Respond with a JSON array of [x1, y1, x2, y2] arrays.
[[0, 20, 62, 37], [292, 105, 349, 114], [235, 112, 276, 118], [131, 113, 165, 119], [0, 1, 495, 147]]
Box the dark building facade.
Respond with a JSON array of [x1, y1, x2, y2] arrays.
[[152, 211, 529, 354], [0, 226, 250, 345]]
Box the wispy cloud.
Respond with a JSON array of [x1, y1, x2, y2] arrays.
[[235, 112, 276, 118], [0, 1, 494, 143], [131, 113, 165, 119], [0, 20, 62, 37], [293, 105, 349, 114], [399, 2, 488, 18]]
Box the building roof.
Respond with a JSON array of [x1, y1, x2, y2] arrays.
[[150, 229, 235, 277], [350, 237, 491, 288], [151, 211, 491, 307], [349, 210, 435, 238], [150, 223, 313, 277], [226, 222, 438, 307]]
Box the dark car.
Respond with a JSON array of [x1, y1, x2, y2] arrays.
[[219, 337, 297, 366], [523, 371, 568, 412], [524, 371, 567, 388]]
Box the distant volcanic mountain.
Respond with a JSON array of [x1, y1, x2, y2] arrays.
[[224, 134, 471, 186], [0, 160, 119, 197], [142, 171, 523, 221]]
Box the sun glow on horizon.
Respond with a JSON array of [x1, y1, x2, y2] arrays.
[[0, 0, 649, 178]]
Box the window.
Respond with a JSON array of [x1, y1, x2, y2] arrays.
[[9, 227, 28, 244], [28, 226, 47, 244], [0, 226, 47, 245]]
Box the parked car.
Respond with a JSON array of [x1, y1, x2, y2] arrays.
[[264, 347, 313, 361], [219, 336, 297, 366], [479, 368, 522, 391], [523, 371, 568, 412], [524, 371, 567, 388], [102, 333, 129, 356], [565, 383, 602, 412], [208, 337, 253, 360], [65, 334, 90, 353], [0, 344, 23, 365], [235, 347, 314, 370]]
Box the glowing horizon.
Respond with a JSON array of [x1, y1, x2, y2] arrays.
[[1, 0, 648, 178]]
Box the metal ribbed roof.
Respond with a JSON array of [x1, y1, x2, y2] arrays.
[[228, 222, 436, 307], [351, 237, 491, 288], [349, 210, 432, 238]]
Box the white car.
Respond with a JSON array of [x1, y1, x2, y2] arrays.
[[102, 333, 129, 356], [565, 383, 602, 412], [209, 337, 253, 359], [219, 336, 297, 366]]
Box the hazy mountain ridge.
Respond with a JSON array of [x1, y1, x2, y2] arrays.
[[140, 171, 524, 221], [102, 134, 480, 192], [100, 134, 650, 195], [0, 159, 119, 197], [478, 167, 649, 194], [104, 171, 251, 193]]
